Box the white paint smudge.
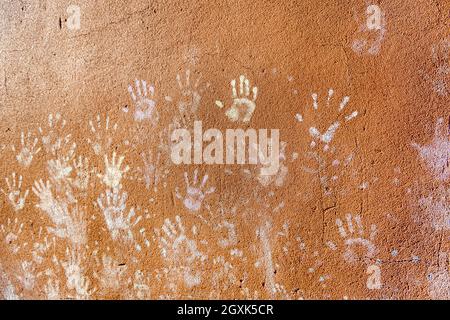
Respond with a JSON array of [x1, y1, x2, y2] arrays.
[[412, 117, 450, 182], [427, 251, 450, 299], [259, 222, 276, 298]]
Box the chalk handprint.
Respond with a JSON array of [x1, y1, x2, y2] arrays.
[[97, 152, 130, 189], [216, 75, 258, 122], [12, 131, 41, 167], [156, 216, 205, 287], [126, 79, 158, 123], [412, 117, 450, 182], [175, 169, 215, 212], [1, 173, 29, 212], [96, 188, 138, 243], [336, 213, 377, 264]]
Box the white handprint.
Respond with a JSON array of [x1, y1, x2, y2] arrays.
[[12, 131, 41, 167], [32, 179, 54, 214], [61, 248, 93, 298], [1, 218, 24, 254], [38, 113, 76, 160], [95, 254, 127, 290], [1, 172, 29, 211], [412, 117, 450, 182], [97, 151, 130, 189], [72, 156, 90, 191], [172, 70, 204, 124], [87, 114, 117, 155], [297, 89, 357, 149], [175, 169, 215, 212], [126, 79, 158, 122], [216, 75, 258, 122], [336, 213, 377, 264], [156, 216, 205, 287], [296, 89, 358, 198], [131, 270, 150, 299], [47, 158, 72, 181], [16, 261, 37, 290], [32, 180, 86, 245], [96, 188, 139, 243], [44, 276, 60, 300]]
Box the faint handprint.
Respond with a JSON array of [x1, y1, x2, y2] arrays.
[[96, 187, 138, 243], [1, 172, 29, 212], [126, 79, 159, 123], [12, 131, 41, 167], [175, 169, 215, 212]]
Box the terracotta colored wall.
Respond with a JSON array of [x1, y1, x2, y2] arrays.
[[0, 0, 448, 299]]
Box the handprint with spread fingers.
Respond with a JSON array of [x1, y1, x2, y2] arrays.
[[216, 75, 258, 122]]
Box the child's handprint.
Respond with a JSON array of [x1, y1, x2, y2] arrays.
[[155, 216, 206, 287], [412, 117, 450, 182], [175, 169, 215, 212], [216, 75, 258, 122], [96, 188, 139, 243], [1, 172, 29, 212], [175, 70, 202, 120], [97, 152, 130, 189], [126, 79, 159, 123], [336, 213, 377, 264], [12, 131, 41, 167]]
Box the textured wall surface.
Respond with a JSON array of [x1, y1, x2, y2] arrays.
[[0, 0, 449, 299]]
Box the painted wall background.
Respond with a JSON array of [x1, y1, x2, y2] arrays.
[[0, 0, 448, 299]]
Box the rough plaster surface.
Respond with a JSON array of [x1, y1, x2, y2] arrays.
[[0, 0, 449, 300]]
